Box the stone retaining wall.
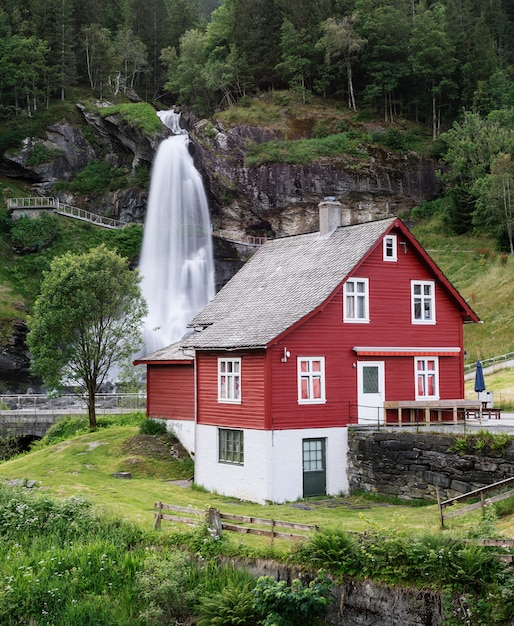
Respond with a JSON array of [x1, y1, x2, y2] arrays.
[[347, 429, 514, 500]]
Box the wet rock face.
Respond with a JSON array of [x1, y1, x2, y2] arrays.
[[190, 120, 441, 237]]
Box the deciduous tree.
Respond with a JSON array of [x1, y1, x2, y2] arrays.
[[27, 245, 147, 428]]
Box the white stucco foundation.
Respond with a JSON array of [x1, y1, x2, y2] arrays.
[[194, 425, 349, 504], [162, 419, 195, 455]]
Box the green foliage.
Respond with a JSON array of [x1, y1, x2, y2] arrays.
[[0, 484, 144, 625], [139, 418, 167, 436], [449, 430, 513, 456], [252, 573, 333, 626], [101, 103, 164, 137], [136, 550, 199, 624], [27, 246, 147, 427], [293, 527, 359, 575], [68, 161, 127, 196], [25, 142, 60, 166], [197, 584, 257, 626], [245, 132, 366, 166], [34, 413, 146, 448], [10, 212, 60, 253]]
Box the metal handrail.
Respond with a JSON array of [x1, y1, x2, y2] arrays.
[[464, 351, 514, 375], [8, 197, 128, 229]]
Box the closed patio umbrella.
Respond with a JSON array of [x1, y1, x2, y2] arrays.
[[474, 360, 486, 393]]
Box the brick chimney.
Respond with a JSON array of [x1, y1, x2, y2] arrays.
[[319, 197, 342, 236]]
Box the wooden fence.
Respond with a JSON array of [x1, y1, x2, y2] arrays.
[[153, 502, 319, 541], [437, 476, 514, 528]]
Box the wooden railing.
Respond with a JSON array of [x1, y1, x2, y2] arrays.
[[437, 476, 514, 528], [153, 502, 319, 540]]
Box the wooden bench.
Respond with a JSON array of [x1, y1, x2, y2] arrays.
[[466, 404, 501, 420]]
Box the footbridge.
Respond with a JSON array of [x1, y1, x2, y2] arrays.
[[8, 197, 128, 229], [0, 394, 146, 438]]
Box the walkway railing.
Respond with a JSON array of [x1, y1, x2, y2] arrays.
[[0, 393, 146, 413], [464, 352, 514, 376], [213, 229, 267, 246], [8, 197, 128, 230]]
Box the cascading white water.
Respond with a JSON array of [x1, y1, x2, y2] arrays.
[[138, 110, 215, 354]]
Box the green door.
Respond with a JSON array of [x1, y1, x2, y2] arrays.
[[303, 438, 326, 497]]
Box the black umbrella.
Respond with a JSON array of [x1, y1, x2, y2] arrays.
[[474, 360, 486, 393]]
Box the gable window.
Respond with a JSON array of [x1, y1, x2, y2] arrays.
[[298, 357, 326, 404], [218, 358, 241, 403], [411, 280, 435, 323], [219, 428, 244, 465], [383, 235, 397, 261], [415, 357, 439, 399], [344, 278, 369, 323]]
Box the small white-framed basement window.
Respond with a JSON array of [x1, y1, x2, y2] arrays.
[[218, 357, 241, 403], [298, 357, 326, 404]]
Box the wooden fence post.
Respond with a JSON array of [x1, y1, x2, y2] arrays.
[[436, 486, 445, 529], [207, 507, 223, 538], [153, 502, 162, 529]]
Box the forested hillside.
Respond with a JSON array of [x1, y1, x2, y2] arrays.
[[2, 0, 514, 248]]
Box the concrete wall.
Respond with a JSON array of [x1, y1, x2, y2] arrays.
[[348, 429, 514, 500], [223, 557, 444, 626]]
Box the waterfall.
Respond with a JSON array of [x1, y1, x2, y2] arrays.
[[138, 110, 215, 355]]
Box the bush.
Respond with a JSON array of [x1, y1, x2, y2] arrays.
[[197, 584, 258, 626], [10, 212, 60, 253], [69, 161, 126, 196], [139, 418, 167, 436]]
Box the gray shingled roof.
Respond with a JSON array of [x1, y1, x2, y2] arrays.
[[184, 217, 397, 350], [134, 339, 194, 363]]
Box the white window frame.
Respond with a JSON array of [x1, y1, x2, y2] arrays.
[[344, 278, 369, 323], [218, 358, 241, 403], [415, 357, 439, 400], [411, 280, 436, 324], [218, 428, 244, 465], [298, 357, 326, 404], [383, 234, 397, 261]]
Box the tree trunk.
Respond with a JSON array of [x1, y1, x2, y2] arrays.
[[347, 60, 356, 111], [87, 386, 97, 429]]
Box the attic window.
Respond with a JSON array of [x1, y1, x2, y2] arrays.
[[344, 278, 369, 323], [383, 235, 397, 261]]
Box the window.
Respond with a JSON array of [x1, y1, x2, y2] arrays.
[[411, 280, 435, 323], [218, 358, 241, 403], [298, 357, 326, 404], [383, 234, 397, 261], [415, 357, 439, 399], [344, 278, 369, 322], [219, 429, 244, 465]]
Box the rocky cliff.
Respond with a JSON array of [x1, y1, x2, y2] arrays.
[[189, 117, 441, 237]]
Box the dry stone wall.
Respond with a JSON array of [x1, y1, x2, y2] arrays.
[[347, 429, 514, 501]]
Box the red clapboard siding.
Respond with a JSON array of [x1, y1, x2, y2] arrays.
[[147, 364, 194, 420], [268, 232, 466, 430], [196, 350, 266, 429]]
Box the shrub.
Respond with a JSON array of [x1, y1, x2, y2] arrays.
[[293, 527, 359, 575], [197, 584, 258, 626], [252, 573, 333, 626], [139, 418, 167, 436], [10, 212, 60, 253], [69, 161, 126, 196]]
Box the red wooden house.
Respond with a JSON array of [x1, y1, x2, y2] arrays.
[[135, 201, 479, 504]]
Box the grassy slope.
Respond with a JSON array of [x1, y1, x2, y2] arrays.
[[0, 424, 444, 541]]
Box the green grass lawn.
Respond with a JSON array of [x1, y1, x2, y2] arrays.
[[0, 422, 444, 544]]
